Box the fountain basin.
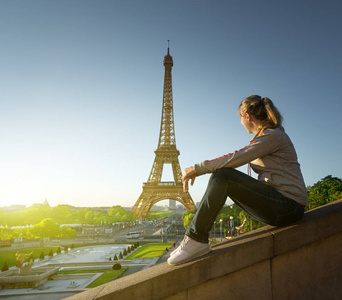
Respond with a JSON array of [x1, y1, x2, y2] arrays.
[[0, 267, 59, 289]]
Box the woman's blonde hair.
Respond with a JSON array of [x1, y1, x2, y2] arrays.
[[239, 95, 283, 133]]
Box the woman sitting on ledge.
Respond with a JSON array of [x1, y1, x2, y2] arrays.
[[168, 95, 307, 266]]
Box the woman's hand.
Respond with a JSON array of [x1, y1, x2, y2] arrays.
[[182, 166, 197, 192]]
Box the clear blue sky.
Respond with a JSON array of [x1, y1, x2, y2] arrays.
[[1, 0, 341, 208]]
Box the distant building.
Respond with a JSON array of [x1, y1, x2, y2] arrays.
[[169, 200, 176, 210], [81, 226, 112, 235], [1, 205, 26, 212]]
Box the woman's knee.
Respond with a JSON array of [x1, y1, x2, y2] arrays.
[[212, 168, 236, 180]]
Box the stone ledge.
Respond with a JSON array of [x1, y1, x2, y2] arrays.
[[66, 199, 342, 300]]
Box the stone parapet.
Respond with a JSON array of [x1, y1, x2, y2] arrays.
[[66, 199, 342, 300]]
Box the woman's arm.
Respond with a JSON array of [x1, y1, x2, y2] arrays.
[[195, 129, 285, 176]]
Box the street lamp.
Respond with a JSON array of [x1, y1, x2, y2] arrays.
[[219, 219, 223, 241], [230, 216, 234, 238]]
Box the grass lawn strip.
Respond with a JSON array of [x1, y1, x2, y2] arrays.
[[125, 242, 174, 260], [0, 247, 61, 269], [58, 268, 127, 288]]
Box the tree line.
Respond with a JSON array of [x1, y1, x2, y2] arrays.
[[0, 204, 137, 227], [0, 204, 139, 241]]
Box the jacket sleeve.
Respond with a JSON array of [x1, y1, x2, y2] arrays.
[[194, 130, 283, 176]]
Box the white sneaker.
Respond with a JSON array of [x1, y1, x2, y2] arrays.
[[169, 246, 180, 257], [170, 239, 210, 257], [167, 236, 211, 265]]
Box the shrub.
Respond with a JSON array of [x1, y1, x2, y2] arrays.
[[2, 263, 8, 272], [29, 254, 34, 262], [57, 247, 61, 254], [112, 263, 121, 270], [71, 243, 75, 249], [114, 255, 118, 260], [49, 250, 53, 257], [123, 249, 127, 256], [64, 246, 68, 252], [40, 252, 45, 260], [127, 246, 131, 253], [119, 252, 123, 259], [109, 257, 112, 261]]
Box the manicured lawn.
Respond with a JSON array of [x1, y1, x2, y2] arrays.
[[125, 242, 174, 260], [0, 247, 61, 269], [58, 269, 127, 288], [146, 211, 173, 220]]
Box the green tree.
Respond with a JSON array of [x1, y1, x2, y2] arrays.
[[239, 211, 265, 232], [85, 211, 95, 225], [2, 262, 9, 272], [38, 218, 59, 238], [119, 252, 123, 259], [94, 211, 109, 225], [182, 211, 195, 230], [0, 209, 4, 226], [39, 252, 45, 260], [59, 226, 76, 238], [30, 224, 43, 238], [108, 205, 137, 223], [113, 254, 118, 260], [307, 175, 342, 210], [23, 203, 52, 225], [51, 205, 73, 224], [108, 206, 126, 223]]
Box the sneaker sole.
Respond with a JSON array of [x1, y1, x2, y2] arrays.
[[170, 243, 211, 257], [167, 248, 211, 266]]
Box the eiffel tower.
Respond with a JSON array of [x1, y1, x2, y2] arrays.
[[132, 43, 196, 218]]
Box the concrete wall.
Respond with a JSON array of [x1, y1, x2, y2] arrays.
[[66, 199, 342, 300]]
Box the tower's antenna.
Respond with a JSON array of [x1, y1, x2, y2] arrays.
[[167, 40, 170, 54]]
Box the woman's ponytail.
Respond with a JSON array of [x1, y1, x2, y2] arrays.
[[262, 97, 280, 127], [239, 95, 283, 132]]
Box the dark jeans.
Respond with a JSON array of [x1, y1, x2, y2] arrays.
[[186, 168, 304, 243]]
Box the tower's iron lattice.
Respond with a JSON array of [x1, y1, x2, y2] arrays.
[[132, 45, 196, 218]]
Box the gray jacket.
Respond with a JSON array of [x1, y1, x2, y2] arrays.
[[194, 127, 307, 206]]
